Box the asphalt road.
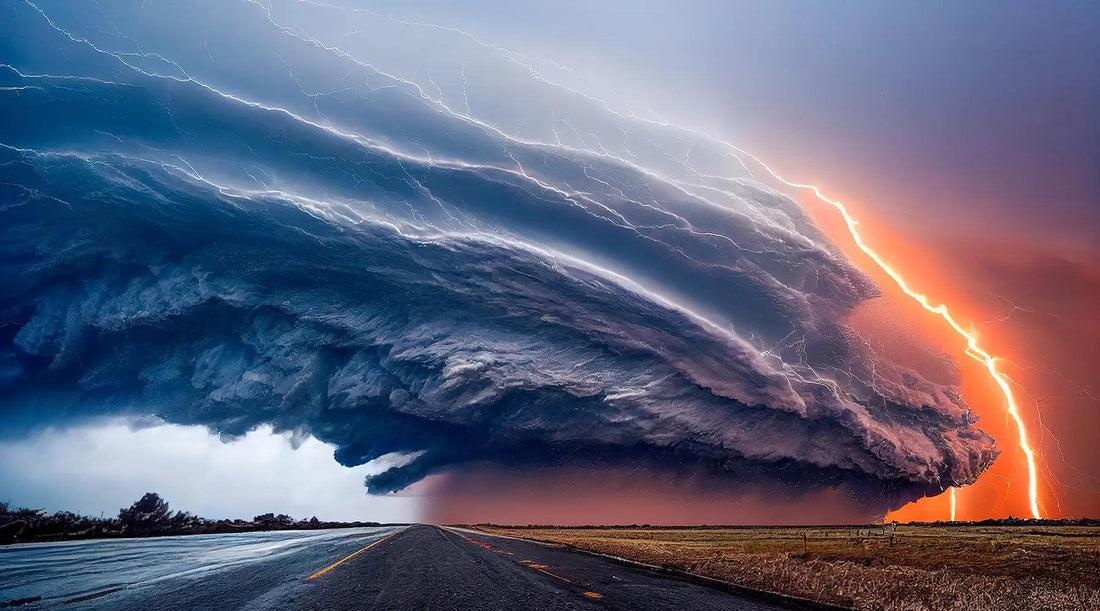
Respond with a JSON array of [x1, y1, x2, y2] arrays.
[[1, 525, 797, 610]]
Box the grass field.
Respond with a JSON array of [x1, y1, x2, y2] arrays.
[[471, 523, 1100, 610]]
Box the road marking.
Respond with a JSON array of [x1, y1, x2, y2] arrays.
[[532, 567, 572, 583], [306, 533, 396, 580], [463, 535, 493, 549], [584, 592, 603, 599]]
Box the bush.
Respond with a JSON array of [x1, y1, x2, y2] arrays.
[[119, 492, 172, 535]]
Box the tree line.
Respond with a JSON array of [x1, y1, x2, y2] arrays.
[[0, 493, 385, 544]]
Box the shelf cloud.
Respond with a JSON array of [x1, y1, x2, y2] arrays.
[[0, 0, 996, 515]]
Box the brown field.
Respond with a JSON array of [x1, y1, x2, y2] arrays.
[[471, 523, 1100, 610]]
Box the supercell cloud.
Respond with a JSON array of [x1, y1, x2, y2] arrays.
[[0, 0, 996, 512]]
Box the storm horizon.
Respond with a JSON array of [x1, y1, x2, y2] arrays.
[[1, 0, 1096, 525]]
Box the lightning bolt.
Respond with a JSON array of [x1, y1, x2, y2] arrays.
[[728, 148, 1043, 519], [950, 487, 957, 521]]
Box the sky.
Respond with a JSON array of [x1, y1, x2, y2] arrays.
[[0, 422, 421, 522], [1, 0, 1096, 524], [379, 0, 1098, 254]]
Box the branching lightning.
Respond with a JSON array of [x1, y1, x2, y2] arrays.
[[728, 148, 1043, 518], [728, 154, 1045, 520]]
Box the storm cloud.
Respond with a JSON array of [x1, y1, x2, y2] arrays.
[[0, 0, 996, 512]]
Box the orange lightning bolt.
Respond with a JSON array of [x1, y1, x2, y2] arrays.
[[731, 147, 1043, 519]]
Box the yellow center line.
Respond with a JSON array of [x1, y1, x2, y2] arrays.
[[306, 533, 397, 580], [532, 567, 572, 583]]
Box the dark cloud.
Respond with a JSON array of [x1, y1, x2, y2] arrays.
[[0, 0, 996, 511]]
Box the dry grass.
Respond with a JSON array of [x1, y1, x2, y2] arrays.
[[472, 524, 1100, 610]]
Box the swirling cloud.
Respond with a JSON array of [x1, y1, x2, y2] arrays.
[[0, 0, 996, 512]]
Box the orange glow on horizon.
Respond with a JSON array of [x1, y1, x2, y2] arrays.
[[733, 148, 1045, 520]]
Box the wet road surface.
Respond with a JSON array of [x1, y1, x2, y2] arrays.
[[1, 525, 801, 610]]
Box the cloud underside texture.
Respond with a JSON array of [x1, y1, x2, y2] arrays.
[[0, 0, 996, 511]]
